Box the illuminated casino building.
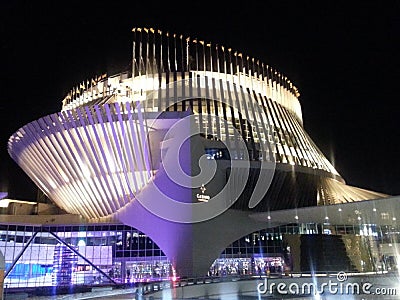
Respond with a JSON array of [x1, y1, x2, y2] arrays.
[[3, 27, 396, 292]]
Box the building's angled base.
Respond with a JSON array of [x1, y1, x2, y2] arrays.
[[115, 191, 273, 277]]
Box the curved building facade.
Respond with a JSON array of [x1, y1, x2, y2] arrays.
[[7, 27, 386, 276]]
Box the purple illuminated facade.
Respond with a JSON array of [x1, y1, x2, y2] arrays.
[[8, 27, 386, 276]]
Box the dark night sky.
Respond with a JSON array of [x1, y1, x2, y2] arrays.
[[1, 1, 399, 200]]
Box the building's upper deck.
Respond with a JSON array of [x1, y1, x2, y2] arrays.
[[61, 27, 303, 124]]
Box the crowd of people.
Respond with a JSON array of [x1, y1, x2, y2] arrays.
[[208, 256, 288, 277]]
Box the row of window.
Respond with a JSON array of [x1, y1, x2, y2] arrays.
[[1, 223, 398, 289]]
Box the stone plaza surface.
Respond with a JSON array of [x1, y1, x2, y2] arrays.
[[6, 273, 400, 300]]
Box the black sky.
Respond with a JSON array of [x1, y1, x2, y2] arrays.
[[1, 0, 399, 200]]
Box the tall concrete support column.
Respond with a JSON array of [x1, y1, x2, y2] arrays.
[[115, 196, 268, 277]]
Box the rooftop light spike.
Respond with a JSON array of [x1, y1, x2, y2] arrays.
[[173, 33, 177, 71], [151, 27, 157, 75], [247, 57, 258, 89], [166, 31, 171, 72], [256, 59, 261, 81], [138, 30, 143, 76], [215, 43, 220, 74], [198, 40, 206, 72], [220, 45, 228, 80], [192, 37, 199, 71], [208, 42, 213, 72], [185, 36, 190, 71], [179, 33, 185, 74], [145, 27, 150, 76]]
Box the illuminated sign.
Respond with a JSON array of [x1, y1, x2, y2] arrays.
[[196, 184, 210, 202]]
